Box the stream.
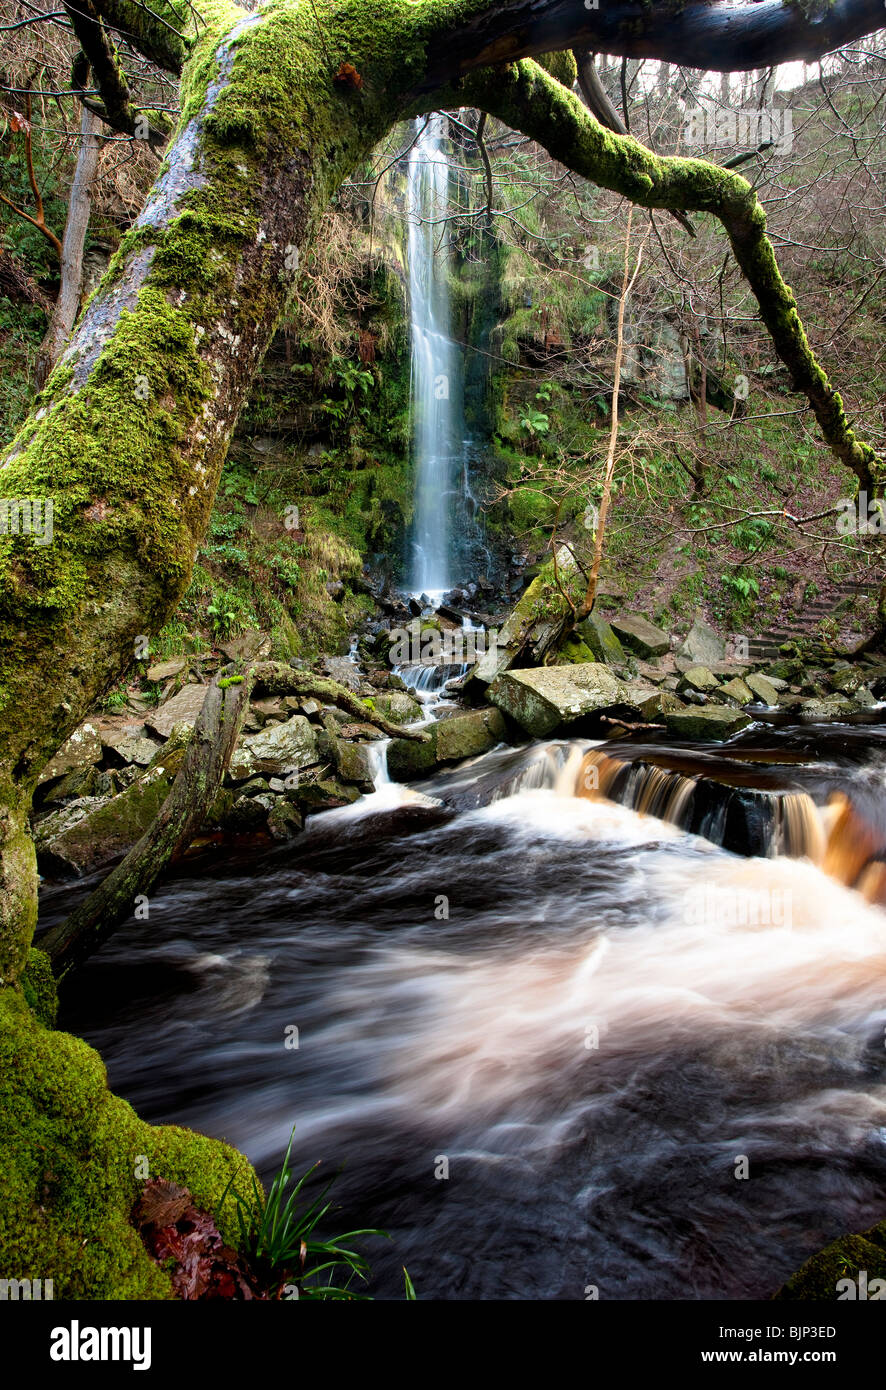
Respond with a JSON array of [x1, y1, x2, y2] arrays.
[[45, 710, 886, 1300]]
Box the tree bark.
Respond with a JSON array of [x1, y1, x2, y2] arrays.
[[35, 105, 103, 389]]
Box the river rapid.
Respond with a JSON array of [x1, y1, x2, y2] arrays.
[[44, 718, 886, 1300]]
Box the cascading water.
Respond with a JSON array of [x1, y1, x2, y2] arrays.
[[406, 115, 464, 598]]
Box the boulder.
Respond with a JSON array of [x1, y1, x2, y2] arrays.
[[664, 707, 752, 741], [610, 614, 670, 659], [387, 709, 506, 781], [110, 734, 161, 767], [333, 739, 376, 788], [800, 696, 855, 718], [678, 666, 720, 695], [229, 715, 317, 781], [717, 677, 754, 706], [829, 665, 863, 694], [267, 800, 304, 841], [369, 690, 423, 725], [291, 778, 361, 814], [677, 616, 725, 667], [575, 611, 625, 665], [488, 663, 622, 738], [37, 722, 102, 786], [145, 684, 209, 739], [745, 672, 780, 706], [435, 707, 506, 762]]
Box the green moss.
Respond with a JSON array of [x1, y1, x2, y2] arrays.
[[0, 989, 258, 1297], [775, 1228, 886, 1300], [20, 948, 58, 1028]]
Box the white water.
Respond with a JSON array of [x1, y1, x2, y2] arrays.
[[407, 116, 462, 595]]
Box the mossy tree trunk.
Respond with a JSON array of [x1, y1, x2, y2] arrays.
[[2, 0, 885, 984]]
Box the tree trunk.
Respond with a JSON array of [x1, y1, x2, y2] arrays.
[[35, 105, 103, 388]]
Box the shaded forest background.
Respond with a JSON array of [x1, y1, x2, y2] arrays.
[[4, 10, 886, 680]]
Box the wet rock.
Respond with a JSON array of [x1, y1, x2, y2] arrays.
[[664, 707, 752, 741], [435, 708, 507, 762], [800, 696, 855, 718], [610, 614, 670, 659], [575, 612, 626, 665], [386, 709, 506, 780], [145, 684, 209, 739], [333, 739, 376, 789], [488, 663, 622, 738], [853, 686, 877, 708], [268, 800, 303, 841], [37, 722, 102, 785], [291, 778, 361, 814], [678, 666, 720, 694], [369, 690, 423, 725], [677, 616, 725, 667], [745, 672, 780, 706]]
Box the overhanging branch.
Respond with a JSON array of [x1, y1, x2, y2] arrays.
[[458, 58, 883, 492]]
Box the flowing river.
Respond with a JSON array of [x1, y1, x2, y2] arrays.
[[45, 712, 886, 1300]]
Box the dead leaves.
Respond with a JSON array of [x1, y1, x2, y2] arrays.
[[134, 1179, 267, 1300]]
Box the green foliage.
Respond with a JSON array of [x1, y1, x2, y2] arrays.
[[722, 571, 760, 604], [222, 1128, 387, 1299]]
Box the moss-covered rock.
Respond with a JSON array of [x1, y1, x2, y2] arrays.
[[0, 989, 257, 1298], [775, 1225, 886, 1300], [20, 947, 58, 1028], [576, 612, 625, 665]]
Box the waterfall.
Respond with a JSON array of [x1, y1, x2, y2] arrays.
[[406, 115, 463, 598]]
